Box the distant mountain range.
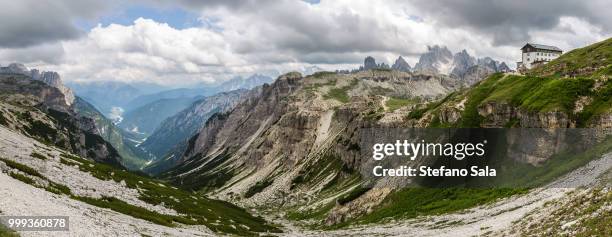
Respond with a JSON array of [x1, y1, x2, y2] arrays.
[[413, 45, 510, 76], [67, 81, 166, 116], [141, 89, 253, 174], [119, 96, 203, 135], [355, 45, 511, 85], [71, 74, 274, 114]]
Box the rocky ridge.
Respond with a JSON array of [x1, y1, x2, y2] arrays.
[[141, 89, 254, 174], [1, 63, 75, 106], [158, 70, 459, 211], [391, 56, 412, 72], [0, 74, 123, 166]]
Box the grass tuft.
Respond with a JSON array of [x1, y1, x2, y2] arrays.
[[30, 152, 48, 160]]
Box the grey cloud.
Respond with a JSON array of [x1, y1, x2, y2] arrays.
[[140, 0, 256, 11], [209, 1, 421, 57], [0, 0, 110, 48], [0, 43, 66, 64], [407, 0, 612, 46]]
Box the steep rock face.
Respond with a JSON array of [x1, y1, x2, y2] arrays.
[[158, 72, 309, 193], [411, 47, 509, 85], [0, 75, 123, 166], [179, 73, 303, 165], [498, 62, 511, 72], [450, 50, 477, 76], [72, 98, 148, 169], [458, 64, 499, 85], [477, 102, 575, 128], [590, 114, 612, 128], [119, 96, 199, 135], [414, 45, 454, 74], [141, 89, 251, 163], [391, 56, 412, 72], [363, 56, 377, 70], [31, 70, 75, 106], [157, 71, 458, 208], [0, 63, 75, 106]]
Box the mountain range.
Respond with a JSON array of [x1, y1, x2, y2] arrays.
[[1, 38, 610, 236], [154, 38, 611, 234], [141, 89, 254, 174], [359, 46, 511, 85]]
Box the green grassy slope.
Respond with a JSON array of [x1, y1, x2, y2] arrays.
[[529, 37, 612, 77], [411, 37, 612, 128]]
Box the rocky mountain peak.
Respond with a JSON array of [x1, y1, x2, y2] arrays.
[[498, 62, 511, 72], [414, 45, 454, 74], [451, 49, 476, 76], [391, 56, 412, 72], [363, 56, 377, 70], [411, 46, 510, 85], [0, 63, 29, 75], [476, 57, 510, 72], [0, 63, 75, 106]]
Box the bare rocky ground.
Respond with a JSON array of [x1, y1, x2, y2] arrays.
[[0, 126, 213, 236], [0, 172, 212, 237]]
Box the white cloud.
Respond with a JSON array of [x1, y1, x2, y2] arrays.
[[48, 18, 239, 85], [3, 0, 609, 85]]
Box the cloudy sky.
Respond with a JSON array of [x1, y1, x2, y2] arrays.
[[0, 0, 610, 86]]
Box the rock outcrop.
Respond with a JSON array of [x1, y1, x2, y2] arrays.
[[411, 46, 510, 85], [363, 56, 377, 70], [0, 74, 123, 167], [414, 45, 454, 74], [0, 63, 75, 106], [141, 89, 252, 171], [450, 49, 476, 76], [391, 56, 412, 72]]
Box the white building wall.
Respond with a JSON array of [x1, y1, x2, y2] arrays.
[[521, 51, 561, 69]]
